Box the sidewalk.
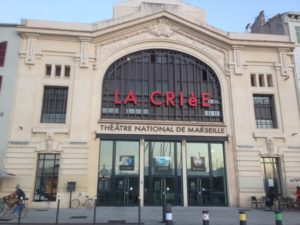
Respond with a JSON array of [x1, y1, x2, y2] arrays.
[[1, 206, 299, 225]]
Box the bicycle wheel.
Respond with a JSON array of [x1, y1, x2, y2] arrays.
[[85, 198, 94, 209], [70, 199, 80, 208]]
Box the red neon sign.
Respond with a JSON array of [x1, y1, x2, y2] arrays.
[[114, 89, 211, 108]]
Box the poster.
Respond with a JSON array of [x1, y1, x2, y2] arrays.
[[119, 155, 135, 170], [191, 156, 206, 171], [155, 156, 170, 171]]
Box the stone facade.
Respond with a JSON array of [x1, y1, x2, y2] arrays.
[[0, 24, 19, 177], [2, 0, 300, 208], [251, 11, 300, 105]]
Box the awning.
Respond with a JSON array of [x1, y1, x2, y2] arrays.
[[0, 170, 16, 178], [290, 177, 300, 182]]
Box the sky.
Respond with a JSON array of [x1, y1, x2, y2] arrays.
[[0, 0, 299, 32]]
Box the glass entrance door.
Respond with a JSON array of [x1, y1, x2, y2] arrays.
[[261, 157, 282, 198], [98, 140, 139, 206], [144, 141, 182, 206], [186, 143, 227, 206], [188, 177, 210, 205], [114, 177, 139, 206], [151, 177, 175, 205]]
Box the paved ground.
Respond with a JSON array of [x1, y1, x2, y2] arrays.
[[0, 206, 300, 225]]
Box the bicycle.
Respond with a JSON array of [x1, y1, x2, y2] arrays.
[[0, 197, 28, 218], [70, 192, 94, 209]]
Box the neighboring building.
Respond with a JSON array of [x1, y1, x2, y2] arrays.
[[0, 24, 19, 183], [2, 0, 300, 209], [251, 11, 300, 105]]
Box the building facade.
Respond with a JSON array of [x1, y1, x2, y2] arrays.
[[2, 0, 300, 208], [0, 24, 19, 179], [251, 11, 300, 104]]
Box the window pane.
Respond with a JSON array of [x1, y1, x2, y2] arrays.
[[296, 26, 300, 43], [115, 141, 139, 175], [0, 76, 2, 92], [186, 143, 209, 176], [55, 65, 61, 76], [64, 65, 71, 77], [46, 64, 52, 76], [0, 41, 7, 67], [211, 144, 226, 194], [34, 154, 60, 201], [99, 141, 113, 177]]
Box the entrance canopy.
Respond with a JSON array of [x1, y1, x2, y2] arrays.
[[0, 170, 16, 178]]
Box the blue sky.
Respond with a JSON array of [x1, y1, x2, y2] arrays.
[[0, 0, 299, 32]]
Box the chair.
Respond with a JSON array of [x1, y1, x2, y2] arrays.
[[277, 197, 288, 210], [251, 196, 263, 209]]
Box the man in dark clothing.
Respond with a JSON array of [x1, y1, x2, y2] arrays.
[[15, 185, 25, 202], [265, 191, 275, 210]]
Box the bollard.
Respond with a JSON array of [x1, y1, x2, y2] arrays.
[[239, 210, 246, 225], [203, 210, 209, 225], [275, 211, 283, 225], [93, 196, 97, 224], [138, 196, 141, 225], [165, 204, 172, 225], [56, 194, 61, 225], [162, 204, 166, 223]]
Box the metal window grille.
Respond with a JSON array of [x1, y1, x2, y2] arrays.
[[33, 154, 60, 201], [41, 86, 68, 123], [0, 41, 7, 67], [101, 49, 223, 122], [253, 95, 277, 129]]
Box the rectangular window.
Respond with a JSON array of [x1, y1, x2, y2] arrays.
[[267, 74, 273, 87], [34, 154, 60, 201], [0, 41, 7, 67], [64, 65, 70, 77], [250, 74, 257, 87], [253, 95, 277, 129], [55, 65, 61, 77], [41, 86, 68, 123], [295, 26, 300, 43], [0, 76, 2, 92], [258, 74, 265, 87], [46, 64, 52, 76]]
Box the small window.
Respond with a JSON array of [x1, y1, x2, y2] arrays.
[[295, 26, 300, 43], [64, 65, 70, 77], [0, 41, 7, 67], [55, 65, 61, 77], [46, 64, 52, 76], [259, 74, 265, 87], [267, 74, 273, 87], [0, 76, 2, 92], [251, 74, 257, 87]]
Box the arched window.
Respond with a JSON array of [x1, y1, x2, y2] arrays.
[[101, 49, 222, 122]]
